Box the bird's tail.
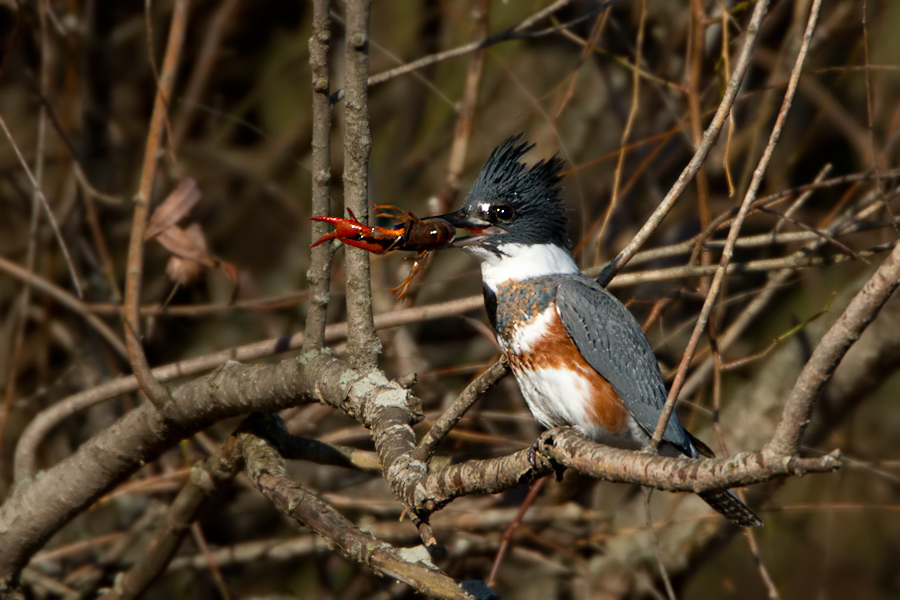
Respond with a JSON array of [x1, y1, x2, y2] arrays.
[[698, 490, 763, 527]]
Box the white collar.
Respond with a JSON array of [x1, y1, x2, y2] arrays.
[[469, 243, 580, 291]]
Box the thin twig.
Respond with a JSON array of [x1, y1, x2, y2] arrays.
[[342, 0, 380, 369], [596, 0, 772, 287], [720, 1, 737, 197], [414, 356, 509, 463], [331, 1, 606, 102], [688, 0, 712, 281], [486, 477, 546, 587], [744, 526, 781, 599], [861, 0, 898, 236], [171, 0, 239, 151], [0, 115, 82, 298], [649, 0, 824, 450], [711, 328, 779, 597], [437, 0, 490, 211], [773, 164, 833, 238], [123, 0, 189, 411], [304, 0, 334, 352], [0, 255, 128, 359], [596, 0, 646, 256], [756, 206, 862, 261], [613, 242, 895, 288], [189, 523, 230, 600]]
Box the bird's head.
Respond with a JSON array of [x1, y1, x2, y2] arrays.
[[436, 134, 570, 259]]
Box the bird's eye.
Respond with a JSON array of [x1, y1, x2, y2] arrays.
[[491, 204, 515, 223]]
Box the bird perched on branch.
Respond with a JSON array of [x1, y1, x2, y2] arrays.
[[434, 134, 762, 527]]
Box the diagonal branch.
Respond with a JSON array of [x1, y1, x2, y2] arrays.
[[123, 0, 190, 410], [104, 436, 244, 600], [649, 0, 824, 449], [239, 417, 482, 600], [596, 0, 772, 287], [767, 241, 900, 456]]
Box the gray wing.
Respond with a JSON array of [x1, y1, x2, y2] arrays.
[[556, 277, 694, 456]]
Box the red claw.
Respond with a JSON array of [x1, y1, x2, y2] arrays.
[[309, 205, 457, 298], [310, 209, 401, 254], [309, 217, 346, 248]]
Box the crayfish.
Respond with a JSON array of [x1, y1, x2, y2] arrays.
[[311, 205, 456, 298]]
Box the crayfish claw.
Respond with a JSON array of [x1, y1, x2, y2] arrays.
[[309, 215, 348, 248], [309, 232, 336, 248], [308, 210, 403, 254]]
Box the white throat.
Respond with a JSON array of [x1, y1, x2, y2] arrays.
[[472, 243, 580, 291]]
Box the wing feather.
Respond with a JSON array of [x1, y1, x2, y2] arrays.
[[556, 277, 694, 456]]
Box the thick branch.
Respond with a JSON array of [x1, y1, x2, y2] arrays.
[[541, 429, 837, 493], [105, 436, 244, 600], [420, 429, 839, 512], [0, 353, 372, 586], [0, 351, 433, 588], [241, 425, 486, 600], [768, 242, 900, 455]]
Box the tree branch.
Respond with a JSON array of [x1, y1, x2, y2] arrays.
[[123, 0, 189, 410], [304, 0, 334, 352], [596, 0, 771, 286], [104, 435, 244, 600], [239, 417, 488, 600], [768, 241, 900, 456], [343, 0, 380, 369]]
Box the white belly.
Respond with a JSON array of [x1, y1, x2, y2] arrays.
[[510, 364, 647, 449]]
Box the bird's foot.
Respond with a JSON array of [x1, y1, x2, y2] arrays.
[[526, 438, 544, 472]]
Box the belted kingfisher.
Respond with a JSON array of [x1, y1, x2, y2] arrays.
[[435, 135, 762, 527]]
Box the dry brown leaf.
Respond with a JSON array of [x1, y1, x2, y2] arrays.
[[156, 223, 215, 266], [157, 223, 240, 299], [165, 255, 204, 287], [145, 181, 239, 299], [145, 179, 201, 241]]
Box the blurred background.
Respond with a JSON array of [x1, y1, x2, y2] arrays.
[[1, 0, 900, 598]]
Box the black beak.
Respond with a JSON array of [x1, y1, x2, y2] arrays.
[[427, 209, 492, 247], [428, 209, 486, 229]]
